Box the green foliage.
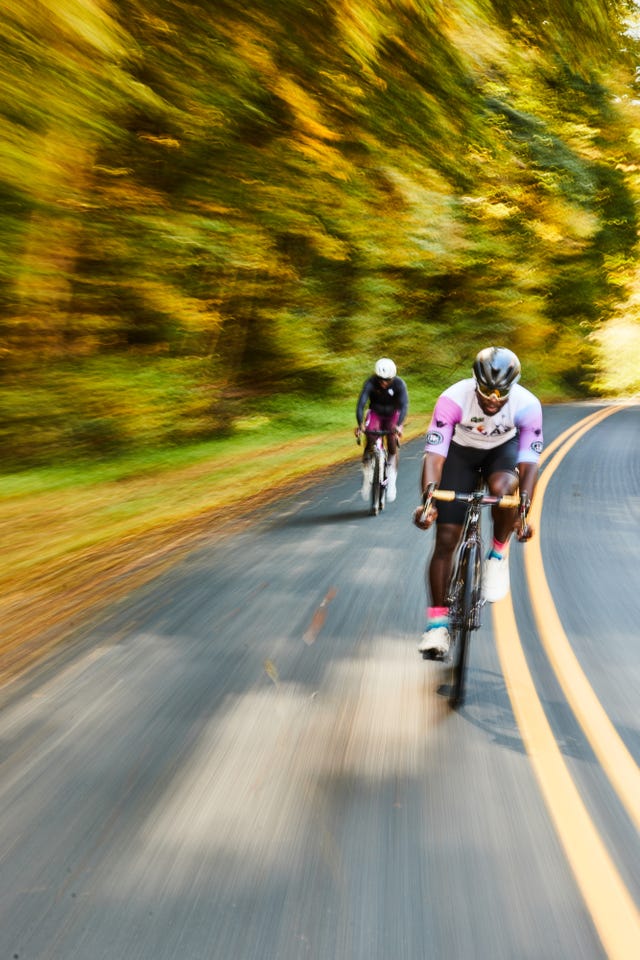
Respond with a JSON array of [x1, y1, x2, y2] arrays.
[[1, 0, 639, 470]]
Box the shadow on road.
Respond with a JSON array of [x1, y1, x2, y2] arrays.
[[269, 509, 373, 528], [435, 666, 627, 765]]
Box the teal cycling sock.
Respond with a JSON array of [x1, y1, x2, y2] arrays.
[[426, 605, 449, 629], [489, 537, 508, 560]]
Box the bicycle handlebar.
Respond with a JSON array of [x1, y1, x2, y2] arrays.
[[356, 427, 400, 446], [417, 487, 520, 527], [430, 489, 520, 508]]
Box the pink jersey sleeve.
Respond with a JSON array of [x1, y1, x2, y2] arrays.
[[423, 394, 462, 457], [515, 399, 544, 463]]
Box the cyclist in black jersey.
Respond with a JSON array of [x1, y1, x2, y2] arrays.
[[355, 358, 409, 502]]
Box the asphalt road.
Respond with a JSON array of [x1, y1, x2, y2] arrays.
[[1, 402, 638, 960]]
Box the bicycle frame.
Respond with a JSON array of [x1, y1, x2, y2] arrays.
[[427, 485, 520, 706], [448, 492, 485, 631], [358, 429, 397, 516]]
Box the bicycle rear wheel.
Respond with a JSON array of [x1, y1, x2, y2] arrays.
[[448, 542, 481, 708]]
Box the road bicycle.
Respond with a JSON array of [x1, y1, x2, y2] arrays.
[[420, 481, 525, 707], [357, 429, 397, 516]]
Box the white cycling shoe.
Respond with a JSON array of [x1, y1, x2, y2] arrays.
[[418, 626, 450, 660], [483, 554, 510, 602], [360, 461, 373, 500], [386, 465, 397, 502]]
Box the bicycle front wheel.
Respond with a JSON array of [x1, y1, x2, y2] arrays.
[[448, 541, 481, 708], [370, 450, 384, 515]]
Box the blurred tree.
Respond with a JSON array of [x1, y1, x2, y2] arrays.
[[0, 0, 638, 467]]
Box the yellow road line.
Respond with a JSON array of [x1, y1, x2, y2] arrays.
[[527, 404, 640, 833], [493, 403, 640, 959], [494, 598, 640, 960], [537, 404, 618, 466]]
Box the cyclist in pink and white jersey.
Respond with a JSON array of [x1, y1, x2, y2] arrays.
[[413, 347, 543, 660]]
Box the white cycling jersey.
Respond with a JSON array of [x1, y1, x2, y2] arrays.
[[424, 378, 543, 464]]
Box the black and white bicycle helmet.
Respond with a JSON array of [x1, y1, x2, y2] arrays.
[[473, 347, 521, 398], [374, 357, 397, 379]]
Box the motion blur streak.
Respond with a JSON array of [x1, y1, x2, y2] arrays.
[[494, 597, 640, 960], [109, 637, 444, 898], [527, 404, 640, 833]]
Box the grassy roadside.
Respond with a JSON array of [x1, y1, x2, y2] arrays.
[[1, 398, 432, 686]]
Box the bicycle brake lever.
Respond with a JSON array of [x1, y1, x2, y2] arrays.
[[419, 482, 437, 523], [518, 492, 531, 539]]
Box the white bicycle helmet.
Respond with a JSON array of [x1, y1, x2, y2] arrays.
[[374, 357, 396, 379]]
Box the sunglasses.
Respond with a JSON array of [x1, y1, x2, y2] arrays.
[[476, 383, 510, 401]]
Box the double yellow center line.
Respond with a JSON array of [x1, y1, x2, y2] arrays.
[[493, 404, 640, 960]]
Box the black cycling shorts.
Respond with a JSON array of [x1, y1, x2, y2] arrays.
[[436, 437, 519, 525]]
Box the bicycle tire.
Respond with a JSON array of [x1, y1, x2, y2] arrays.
[[448, 541, 481, 708], [378, 451, 387, 513], [371, 450, 386, 517], [370, 452, 382, 515]]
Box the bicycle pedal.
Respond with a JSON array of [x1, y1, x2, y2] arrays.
[[421, 649, 446, 662]]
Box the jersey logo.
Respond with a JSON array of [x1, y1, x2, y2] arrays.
[[530, 440, 543, 454], [426, 431, 444, 445]]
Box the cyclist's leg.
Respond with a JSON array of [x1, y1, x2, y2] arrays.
[[360, 412, 378, 499], [420, 523, 461, 657], [420, 443, 476, 657], [383, 412, 400, 501], [429, 523, 462, 607], [385, 411, 400, 458], [484, 436, 519, 543], [362, 411, 380, 460], [431, 443, 480, 595], [483, 437, 519, 600]]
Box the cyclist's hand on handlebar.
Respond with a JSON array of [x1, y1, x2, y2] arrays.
[[414, 482, 438, 529], [515, 518, 534, 541], [354, 425, 362, 441], [515, 491, 533, 541], [413, 504, 437, 530], [395, 424, 404, 438]]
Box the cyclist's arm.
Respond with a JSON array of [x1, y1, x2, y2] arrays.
[[413, 393, 458, 529], [423, 392, 460, 457], [413, 452, 446, 529], [514, 395, 543, 467], [515, 460, 538, 540], [421, 452, 446, 497], [396, 378, 409, 426], [355, 381, 372, 431], [513, 396, 543, 539], [517, 460, 538, 504]]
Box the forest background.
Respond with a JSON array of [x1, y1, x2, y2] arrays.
[[3, 0, 640, 470], [2, 0, 640, 674]]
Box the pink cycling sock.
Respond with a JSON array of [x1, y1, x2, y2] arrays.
[[492, 538, 508, 557], [427, 606, 449, 628]]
